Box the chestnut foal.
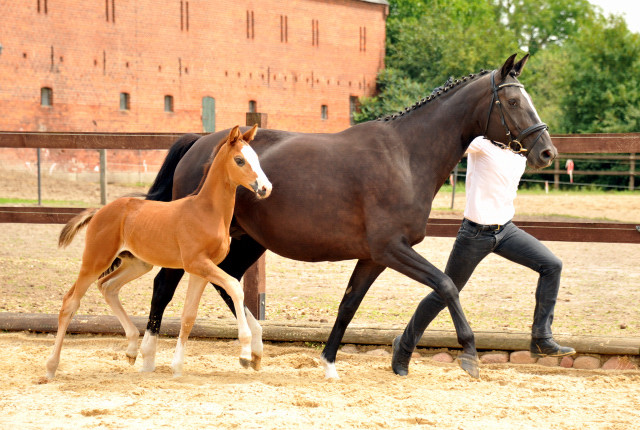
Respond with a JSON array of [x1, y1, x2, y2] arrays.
[[46, 125, 271, 379]]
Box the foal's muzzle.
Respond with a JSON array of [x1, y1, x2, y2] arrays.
[[252, 180, 272, 199]]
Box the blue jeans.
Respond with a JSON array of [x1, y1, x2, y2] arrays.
[[398, 219, 563, 353]]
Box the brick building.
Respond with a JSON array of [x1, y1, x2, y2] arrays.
[[0, 0, 388, 134]]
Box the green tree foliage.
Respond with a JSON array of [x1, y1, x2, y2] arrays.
[[356, 0, 640, 189]]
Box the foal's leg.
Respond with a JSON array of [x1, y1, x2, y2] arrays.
[[321, 259, 385, 379], [45, 268, 102, 379], [97, 254, 153, 364], [374, 237, 479, 378], [183, 260, 253, 371], [171, 274, 208, 376]]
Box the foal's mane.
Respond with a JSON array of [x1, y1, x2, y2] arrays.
[[191, 135, 230, 196], [377, 69, 491, 122]]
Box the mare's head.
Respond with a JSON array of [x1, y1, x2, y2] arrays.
[[220, 124, 272, 198], [483, 54, 557, 169]]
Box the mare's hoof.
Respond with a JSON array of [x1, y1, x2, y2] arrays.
[[250, 354, 262, 371], [457, 354, 480, 379], [239, 357, 251, 369], [391, 335, 411, 376], [127, 355, 137, 365]]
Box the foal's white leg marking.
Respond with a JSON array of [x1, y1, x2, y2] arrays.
[[140, 330, 158, 372], [97, 256, 152, 364], [171, 338, 186, 377], [321, 357, 339, 380], [245, 308, 263, 370]]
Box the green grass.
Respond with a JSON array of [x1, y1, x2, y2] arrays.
[[0, 197, 90, 206]]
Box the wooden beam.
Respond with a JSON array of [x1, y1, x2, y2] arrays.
[[1, 313, 637, 356], [551, 133, 640, 154], [0, 206, 85, 224], [0, 131, 183, 150]]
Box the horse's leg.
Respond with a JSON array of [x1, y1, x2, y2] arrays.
[[320, 259, 385, 379], [185, 260, 253, 371], [212, 235, 266, 369], [140, 267, 185, 372], [373, 237, 479, 378], [97, 254, 153, 364], [171, 274, 208, 376]]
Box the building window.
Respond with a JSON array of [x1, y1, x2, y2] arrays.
[[246, 10, 255, 39], [280, 15, 288, 43], [164, 95, 174, 112], [41, 87, 53, 106], [120, 92, 130, 111], [312, 19, 319, 46], [359, 26, 367, 52], [180, 1, 190, 31], [105, 0, 115, 23], [349, 96, 360, 125], [321, 104, 328, 120], [248, 100, 257, 113], [37, 0, 48, 14]]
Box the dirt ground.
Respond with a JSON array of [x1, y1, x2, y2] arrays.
[[1, 168, 639, 428]]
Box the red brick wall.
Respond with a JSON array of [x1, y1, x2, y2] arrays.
[[0, 0, 387, 134]]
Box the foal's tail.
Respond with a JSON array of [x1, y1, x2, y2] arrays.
[[145, 133, 201, 202], [58, 208, 99, 248]]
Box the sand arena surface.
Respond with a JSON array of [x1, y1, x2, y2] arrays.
[[1, 332, 639, 429]]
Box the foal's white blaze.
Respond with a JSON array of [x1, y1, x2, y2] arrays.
[[241, 145, 272, 196], [519, 87, 542, 122]]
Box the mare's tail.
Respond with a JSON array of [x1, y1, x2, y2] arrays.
[[58, 208, 100, 248], [145, 133, 201, 202]]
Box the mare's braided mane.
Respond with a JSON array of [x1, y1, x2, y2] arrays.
[[377, 69, 491, 122]]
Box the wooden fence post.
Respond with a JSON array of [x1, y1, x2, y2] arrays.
[[244, 112, 267, 320]]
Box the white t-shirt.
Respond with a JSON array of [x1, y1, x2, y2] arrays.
[[463, 136, 526, 225]]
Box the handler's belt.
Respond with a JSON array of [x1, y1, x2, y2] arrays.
[[464, 218, 508, 232]]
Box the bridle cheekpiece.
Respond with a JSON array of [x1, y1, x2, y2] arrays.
[[483, 70, 548, 156]]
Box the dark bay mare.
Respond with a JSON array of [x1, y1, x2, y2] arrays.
[[140, 54, 556, 379]]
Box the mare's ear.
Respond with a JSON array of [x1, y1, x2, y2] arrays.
[[227, 125, 241, 146], [242, 124, 258, 142], [511, 54, 529, 77], [499, 53, 518, 80]]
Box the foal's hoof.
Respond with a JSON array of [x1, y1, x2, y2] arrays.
[[250, 354, 262, 371], [239, 357, 251, 369], [457, 353, 480, 379], [127, 355, 137, 365]]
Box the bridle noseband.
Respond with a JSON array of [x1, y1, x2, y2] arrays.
[[483, 70, 548, 156]]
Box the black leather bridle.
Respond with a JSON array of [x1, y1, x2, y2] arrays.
[[484, 70, 548, 156]]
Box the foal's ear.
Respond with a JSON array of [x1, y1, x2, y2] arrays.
[[499, 53, 518, 80], [242, 124, 258, 142], [511, 53, 530, 78], [227, 125, 241, 146]]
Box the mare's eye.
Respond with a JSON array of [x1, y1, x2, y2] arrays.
[[508, 98, 518, 107], [234, 157, 245, 167]]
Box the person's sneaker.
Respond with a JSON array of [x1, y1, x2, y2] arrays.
[[391, 335, 412, 376], [530, 338, 576, 358]]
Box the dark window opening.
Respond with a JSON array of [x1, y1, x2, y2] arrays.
[[246, 10, 255, 39], [164, 95, 174, 112], [312, 19, 319, 46], [37, 0, 48, 14], [41, 87, 53, 106], [349, 96, 360, 125], [248, 100, 257, 113], [120, 92, 130, 111], [180, 1, 190, 31], [105, 0, 115, 23], [321, 104, 328, 120], [280, 15, 288, 43], [359, 26, 367, 52]]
